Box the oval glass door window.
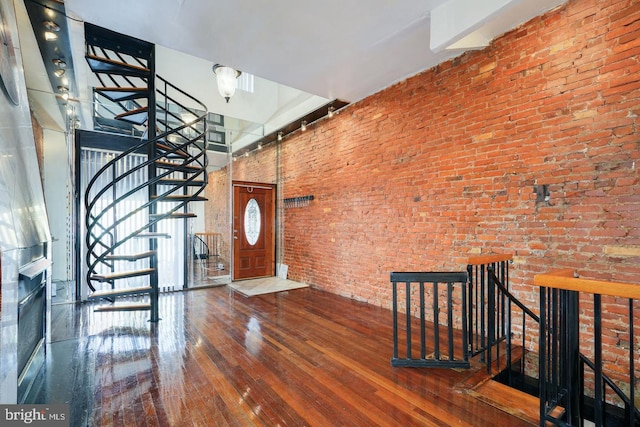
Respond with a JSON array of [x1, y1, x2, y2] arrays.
[[244, 198, 261, 245]]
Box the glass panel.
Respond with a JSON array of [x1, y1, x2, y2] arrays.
[[244, 198, 261, 245]]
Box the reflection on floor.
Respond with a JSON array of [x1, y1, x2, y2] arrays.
[[190, 257, 231, 288], [31, 286, 531, 426], [229, 276, 308, 297]]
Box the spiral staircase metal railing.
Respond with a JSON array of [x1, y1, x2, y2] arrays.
[[83, 23, 208, 321]]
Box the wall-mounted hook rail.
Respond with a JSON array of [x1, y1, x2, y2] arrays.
[[284, 195, 314, 208]]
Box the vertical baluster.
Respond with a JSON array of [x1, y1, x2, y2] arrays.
[[420, 281, 426, 359], [466, 264, 473, 357], [551, 288, 558, 411], [480, 264, 486, 363], [628, 298, 635, 426], [461, 272, 469, 363], [405, 281, 412, 360], [447, 281, 454, 361], [433, 281, 440, 360], [594, 294, 603, 426], [539, 286, 548, 423], [392, 280, 398, 360]]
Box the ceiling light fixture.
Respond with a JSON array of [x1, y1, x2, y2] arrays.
[[43, 20, 60, 32], [277, 131, 283, 142], [53, 69, 65, 77], [52, 58, 66, 68], [328, 106, 335, 118], [212, 64, 241, 103], [301, 121, 307, 131], [58, 85, 69, 101], [44, 31, 58, 41]]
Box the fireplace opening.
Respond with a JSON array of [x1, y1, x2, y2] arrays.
[[17, 256, 48, 403]]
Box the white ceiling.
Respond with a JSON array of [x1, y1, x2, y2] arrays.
[[64, 0, 567, 104]]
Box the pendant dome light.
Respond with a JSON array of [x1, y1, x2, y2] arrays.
[[212, 64, 241, 103]]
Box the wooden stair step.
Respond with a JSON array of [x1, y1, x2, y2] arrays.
[[89, 286, 153, 299], [86, 55, 150, 78], [459, 346, 526, 390], [95, 87, 148, 102], [159, 178, 205, 186], [155, 159, 201, 172], [469, 380, 564, 425], [151, 195, 208, 202], [104, 250, 156, 262], [150, 212, 197, 220], [90, 267, 155, 282], [157, 142, 189, 158], [94, 303, 151, 313], [115, 107, 148, 125]]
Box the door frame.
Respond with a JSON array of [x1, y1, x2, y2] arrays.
[[232, 181, 276, 281]]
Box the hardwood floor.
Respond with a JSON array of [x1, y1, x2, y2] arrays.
[[37, 286, 535, 426]]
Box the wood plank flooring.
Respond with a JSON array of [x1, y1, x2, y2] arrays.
[[37, 286, 536, 426]]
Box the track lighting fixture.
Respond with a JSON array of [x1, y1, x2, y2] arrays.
[[277, 132, 283, 142], [301, 121, 307, 131], [328, 106, 335, 118]]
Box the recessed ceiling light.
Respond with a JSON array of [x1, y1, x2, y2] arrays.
[[52, 58, 66, 68], [42, 20, 60, 32], [44, 31, 58, 41], [53, 69, 65, 77]]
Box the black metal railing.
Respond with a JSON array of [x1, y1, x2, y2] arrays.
[[466, 254, 513, 374], [193, 234, 209, 260], [391, 271, 470, 368], [391, 259, 640, 426], [84, 30, 208, 321], [535, 270, 640, 427]]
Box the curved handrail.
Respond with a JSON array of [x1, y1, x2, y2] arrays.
[[193, 234, 210, 259], [580, 355, 640, 420], [535, 269, 640, 425], [489, 268, 539, 323], [85, 66, 209, 291]]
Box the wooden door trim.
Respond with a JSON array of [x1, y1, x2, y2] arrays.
[[232, 181, 276, 281]]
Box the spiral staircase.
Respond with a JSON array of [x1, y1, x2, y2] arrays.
[[83, 23, 208, 321]]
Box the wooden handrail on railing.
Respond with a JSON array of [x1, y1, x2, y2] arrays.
[[534, 270, 640, 427], [534, 269, 640, 299], [467, 253, 513, 266]]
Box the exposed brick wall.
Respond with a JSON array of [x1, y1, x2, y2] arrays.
[[218, 0, 640, 399], [207, 149, 279, 265], [204, 164, 232, 265], [236, 0, 640, 308]]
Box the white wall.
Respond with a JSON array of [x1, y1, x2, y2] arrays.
[[43, 129, 71, 281], [0, 0, 52, 403]]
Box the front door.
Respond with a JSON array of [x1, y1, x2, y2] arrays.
[[233, 182, 275, 280]]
